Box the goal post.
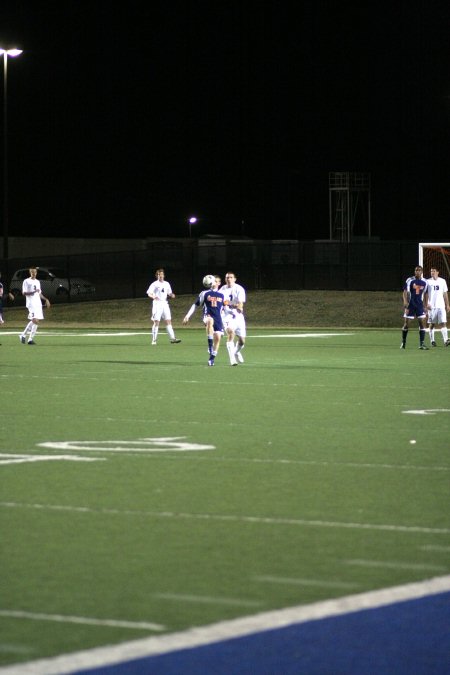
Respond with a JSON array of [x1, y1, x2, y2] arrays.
[[418, 243, 450, 278]]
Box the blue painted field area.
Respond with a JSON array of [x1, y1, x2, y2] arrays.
[[78, 591, 450, 675]]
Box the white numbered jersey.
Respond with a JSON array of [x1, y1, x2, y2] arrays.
[[23, 277, 42, 309], [219, 283, 246, 316], [147, 280, 173, 301], [426, 277, 448, 309]]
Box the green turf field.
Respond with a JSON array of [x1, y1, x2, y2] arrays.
[[1, 327, 449, 667]]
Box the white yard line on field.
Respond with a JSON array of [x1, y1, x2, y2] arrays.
[[343, 559, 447, 572], [1, 575, 449, 675], [0, 454, 105, 466], [153, 594, 262, 608], [1, 501, 450, 535], [0, 610, 164, 632], [253, 576, 360, 590], [128, 454, 450, 472]]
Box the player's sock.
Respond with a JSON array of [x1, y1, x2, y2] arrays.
[[442, 327, 448, 343], [166, 325, 175, 340], [152, 326, 158, 342], [227, 341, 237, 364], [29, 325, 37, 341], [401, 327, 408, 346], [419, 328, 426, 345], [234, 342, 245, 362], [22, 320, 33, 337], [207, 336, 213, 354], [429, 328, 435, 344]]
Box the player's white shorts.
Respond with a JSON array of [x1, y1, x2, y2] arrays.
[[222, 312, 246, 338], [27, 298, 44, 321], [428, 308, 447, 325], [151, 301, 171, 322]]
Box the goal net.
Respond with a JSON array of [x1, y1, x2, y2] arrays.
[[418, 243, 450, 279]]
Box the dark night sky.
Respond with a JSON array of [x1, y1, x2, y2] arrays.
[[1, 0, 450, 241]]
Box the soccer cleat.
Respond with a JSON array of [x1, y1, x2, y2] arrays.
[[208, 358, 215, 366], [235, 351, 244, 363], [445, 340, 450, 347], [170, 339, 181, 343], [419, 344, 429, 350], [20, 335, 26, 344], [400, 344, 405, 349], [431, 341, 437, 347], [152, 341, 157, 345], [27, 340, 36, 345]]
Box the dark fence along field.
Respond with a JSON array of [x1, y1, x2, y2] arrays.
[[1, 239, 418, 302]]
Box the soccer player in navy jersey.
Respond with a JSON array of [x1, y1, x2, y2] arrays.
[[183, 279, 225, 366], [401, 265, 429, 350]]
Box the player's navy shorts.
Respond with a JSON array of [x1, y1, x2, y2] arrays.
[[206, 314, 224, 333], [404, 302, 426, 319]]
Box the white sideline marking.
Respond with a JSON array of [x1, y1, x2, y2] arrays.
[[0, 454, 104, 466], [2, 576, 450, 675], [253, 576, 360, 590], [0, 610, 164, 632], [420, 545, 450, 552], [250, 333, 354, 338], [343, 559, 447, 572], [0, 331, 150, 337], [153, 594, 262, 608], [1, 331, 352, 338], [402, 408, 450, 415], [38, 437, 215, 453], [1, 501, 449, 535]]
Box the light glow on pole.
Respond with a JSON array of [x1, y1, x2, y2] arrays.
[[188, 216, 198, 238], [0, 47, 23, 262]]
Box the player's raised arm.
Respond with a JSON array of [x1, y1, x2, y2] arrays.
[[183, 303, 197, 324]]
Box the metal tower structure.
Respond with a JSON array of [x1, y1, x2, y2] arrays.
[[329, 172, 371, 241]]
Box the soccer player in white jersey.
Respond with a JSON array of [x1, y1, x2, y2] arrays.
[[146, 268, 181, 345], [19, 267, 51, 345], [219, 271, 246, 366], [427, 267, 450, 347]]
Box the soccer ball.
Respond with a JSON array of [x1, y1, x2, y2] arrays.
[[203, 274, 215, 289]]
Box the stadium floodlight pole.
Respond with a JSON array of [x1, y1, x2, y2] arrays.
[[0, 48, 23, 263], [188, 216, 198, 238]]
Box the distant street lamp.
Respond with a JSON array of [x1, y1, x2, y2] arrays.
[[1, 47, 23, 263], [188, 216, 198, 238]]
